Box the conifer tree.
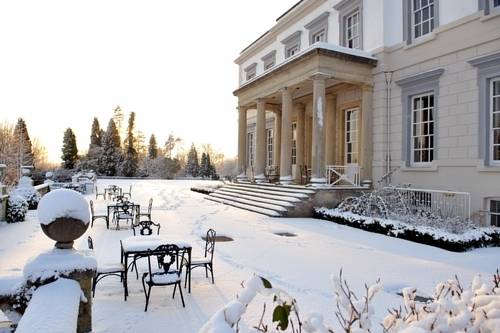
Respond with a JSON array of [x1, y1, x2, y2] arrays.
[[61, 128, 78, 169], [185, 143, 199, 177], [148, 134, 158, 159], [200, 152, 208, 178], [113, 105, 124, 141], [13, 118, 34, 171], [98, 119, 122, 176], [121, 112, 138, 177], [89, 117, 102, 148]]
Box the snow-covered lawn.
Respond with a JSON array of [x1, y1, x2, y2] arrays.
[[0, 179, 499, 332]]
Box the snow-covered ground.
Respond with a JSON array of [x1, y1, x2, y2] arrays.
[[0, 179, 499, 332]]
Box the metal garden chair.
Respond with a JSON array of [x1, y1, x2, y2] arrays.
[[184, 229, 216, 286], [90, 200, 109, 229]]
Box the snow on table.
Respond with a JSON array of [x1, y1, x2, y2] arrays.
[[23, 248, 97, 282], [15, 278, 83, 333], [120, 235, 191, 252]]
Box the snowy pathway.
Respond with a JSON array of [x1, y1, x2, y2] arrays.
[[0, 179, 498, 332]]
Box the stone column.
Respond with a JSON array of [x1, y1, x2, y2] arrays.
[[273, 110, 281, 168], [295, 103, 305, 183], [280, 88, 293, 184], [254, 99, 267, 181], [237, 106, 248, 180], [311, 75, 327, 185], [325, 94, 336, 165], [360, 85, 374, 182]]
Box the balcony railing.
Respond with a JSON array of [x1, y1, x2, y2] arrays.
[[325, 165, 360, 187], [384, 187, 471, 221]]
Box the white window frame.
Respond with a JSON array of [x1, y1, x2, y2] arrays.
[[490, 78, 500, 165], [410, 92, 435, 166], [312, 28, 326, 43], [488, 198, 500, 227], [344, 108, 359, 165], [492, 0, 500, 10], [247, 132, 255, 167], [291, 122, 297, 165], [286, 44, 300, 58], [345, 10, 361, 49], [411, 0, 435, 40], [244, 63, 257, 81], [282, 31, 301, 60], [266, 128, 273, 167]]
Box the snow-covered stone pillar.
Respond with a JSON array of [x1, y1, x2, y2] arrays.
[[279, 87, 293, 184], [273, 110, 281, 169], [311, 75, 327, 185], [360, 84, 373, 182], [254, 99, 267, 182], [325, 94, 337, 165], [295, 103, 306, 183], [237, 106, 248, 180]]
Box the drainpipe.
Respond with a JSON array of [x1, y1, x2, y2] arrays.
[[384, 71, 393, 186]]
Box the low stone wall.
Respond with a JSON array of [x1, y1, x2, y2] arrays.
[[0, 184, 50, 222]]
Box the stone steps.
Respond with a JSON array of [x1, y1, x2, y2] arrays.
[[206, 182, 316, 217]]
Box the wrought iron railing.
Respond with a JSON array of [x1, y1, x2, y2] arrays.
[[384, 187, 471, 221], [325, 165, 361, 187]]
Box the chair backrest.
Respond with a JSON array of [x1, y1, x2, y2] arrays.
[[204, 229, 216, 261], [87, 236, 94, 250], [136, 220, 155, 236], [148, 198, 153, 214], [146, 244, 184, 280]]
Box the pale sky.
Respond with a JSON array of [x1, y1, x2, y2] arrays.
[[0, 0, 298, 163]]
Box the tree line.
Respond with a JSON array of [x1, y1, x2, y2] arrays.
[[61, 105, 219, 179]]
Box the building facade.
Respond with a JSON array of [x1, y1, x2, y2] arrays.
[[234, 0, 500, 226]]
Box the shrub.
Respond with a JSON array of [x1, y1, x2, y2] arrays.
[[12, 187, 41, 210], [6, 194, 29, 223]]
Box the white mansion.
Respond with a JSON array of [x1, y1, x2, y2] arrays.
[[233, 0, 500, 225]]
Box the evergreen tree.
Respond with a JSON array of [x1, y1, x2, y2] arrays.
[[184, 143, 199, 177], [13, 118, 34, 171], [121, 112, 138, 177], [164, 133, 181, 158], [89, 117, 102, 147], [200, 152, 208, 178], [98, 119, 122, 176], [148, 134, 158, 159], [61, 128, 78, 169], [206, 152, 216, 178], [113, 105, 124, 141]]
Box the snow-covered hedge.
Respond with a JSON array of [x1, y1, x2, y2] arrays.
[[201, 270, 500, 332], [6, 194, 29, 223], [314, 208, 500, 252], [11, 187, 40, 210]]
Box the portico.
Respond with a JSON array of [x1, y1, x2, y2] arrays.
[[235, 45, 376, 187]]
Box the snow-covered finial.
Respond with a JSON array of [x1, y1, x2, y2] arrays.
[[37, 189, 90, 249]]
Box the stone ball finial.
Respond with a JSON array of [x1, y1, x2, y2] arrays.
[[37, 189, 91, 249]]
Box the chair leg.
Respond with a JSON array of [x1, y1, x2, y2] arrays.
[[177, 282, 185, 307], [172, 284, 177, 299], [210, 264, 214, 284], [184, 266, 190, 288], [106, 217, 109, 229], [91, 218, 94, 228], [144, 285, 152, 312], [205, 266, 208, 278], [92, 276, 97, 297]]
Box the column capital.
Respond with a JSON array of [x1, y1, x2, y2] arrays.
[[310, 73, 330, 81], [360, 83, 374, 92]]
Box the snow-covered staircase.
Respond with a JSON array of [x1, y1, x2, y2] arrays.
[[205, 182, 316, 217]]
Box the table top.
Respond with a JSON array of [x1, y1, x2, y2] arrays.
[[121, 235, 191, 253]]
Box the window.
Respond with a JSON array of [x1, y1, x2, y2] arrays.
[[291, 122, 297, 165], [335, 0, 363, 49], [312, 29, 326, 43], [345, 10, 360, 49], [286, 44, 300, 58], [305, 11, 329, 45], [266, 129, 273, 166], [281, 31, 301, 59], [491, 78, 500, 164], [244, 63, 257, 81], [261, 50, 276, 71], [412, 0, 435, 39], [247, 132, 255, 167], [395, 67, 443, 167], [345, 108, 359, 164], [489, 199, 500, 226], [411, 93, 435, 165], [494, 0, 500, 8]]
